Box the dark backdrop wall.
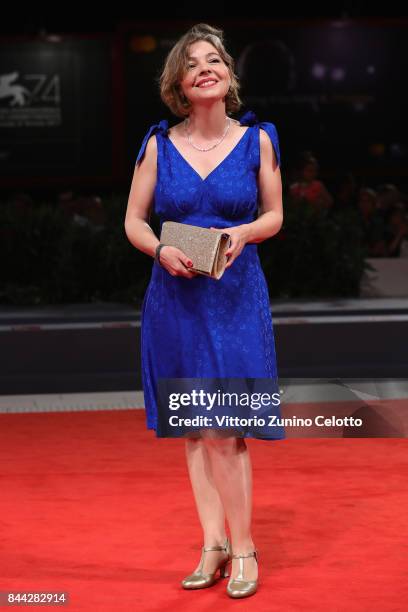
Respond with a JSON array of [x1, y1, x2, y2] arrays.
[[1, 18, 407, 191], [124, 19, 408, 188], [0, 35, 115, 188]]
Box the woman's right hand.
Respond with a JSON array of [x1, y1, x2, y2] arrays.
[[158, 245, 198, 278]]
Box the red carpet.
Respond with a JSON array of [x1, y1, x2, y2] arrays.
[[0, 409, 407, 611]]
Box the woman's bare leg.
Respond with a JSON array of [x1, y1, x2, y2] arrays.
[[184, 436, 229, 573], [201, 432, 258, 581]]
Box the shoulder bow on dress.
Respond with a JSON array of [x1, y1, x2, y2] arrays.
[[136, 112, 281, 168], [239, 110, 281, 168], [136, 119, 169, 165]]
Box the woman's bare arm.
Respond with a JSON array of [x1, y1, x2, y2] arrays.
[[124, 135, 159, 258], [244, 129, 283, 244], [124, 135, 197, 277]]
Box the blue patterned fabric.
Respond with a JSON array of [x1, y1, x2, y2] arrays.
[[137, 110, 285, 439]]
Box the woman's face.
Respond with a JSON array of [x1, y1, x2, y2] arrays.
[[179, 40, 231, 109]]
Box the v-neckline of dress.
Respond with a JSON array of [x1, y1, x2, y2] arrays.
[[166, 123, 251, 183]]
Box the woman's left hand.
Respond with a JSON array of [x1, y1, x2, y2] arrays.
[[210, 224, 249, 269]]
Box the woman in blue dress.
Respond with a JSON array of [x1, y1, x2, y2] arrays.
[[125, 23, 284, 599]]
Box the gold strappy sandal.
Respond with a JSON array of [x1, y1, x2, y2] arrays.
[[181, 537, 231, 589], [226, 549, 258, 598]]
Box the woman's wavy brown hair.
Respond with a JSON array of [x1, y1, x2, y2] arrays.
[[158, 23, 243, 118]]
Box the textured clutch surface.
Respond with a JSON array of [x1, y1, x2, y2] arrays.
[[159, 221, 231, 280]]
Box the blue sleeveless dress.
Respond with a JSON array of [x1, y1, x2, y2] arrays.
[[136, 110, 285, 440]]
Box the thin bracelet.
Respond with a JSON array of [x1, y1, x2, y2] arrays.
[[155, 243, 166, 266]]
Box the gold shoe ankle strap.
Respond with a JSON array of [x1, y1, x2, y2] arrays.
[[203, 538, 229, 553], [232, 549, 258, 560]]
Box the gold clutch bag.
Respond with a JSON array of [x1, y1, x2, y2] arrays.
[[159, 221, 231, 280]]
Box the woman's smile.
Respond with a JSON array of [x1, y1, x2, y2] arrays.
[[196, 79, 218, 88]]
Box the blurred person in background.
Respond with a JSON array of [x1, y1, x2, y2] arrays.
[[385, 204, 408, 257], [289, 152, 333, 211], [357, 187, 387, 257], [331, 171, 358, 213], [376, 183, 401, 223]]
